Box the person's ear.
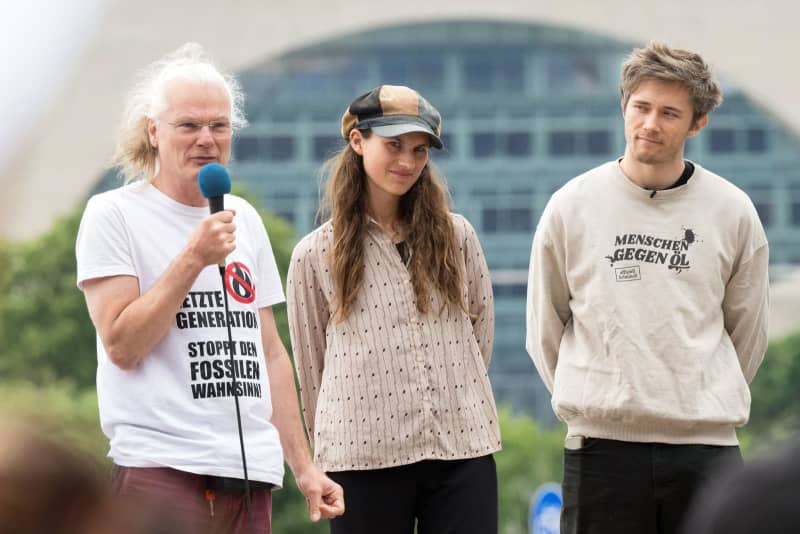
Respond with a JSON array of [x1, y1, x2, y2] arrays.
[[349, 129, 364, 155], [147, 118, 158, 148], [688, 114, 708, 137]]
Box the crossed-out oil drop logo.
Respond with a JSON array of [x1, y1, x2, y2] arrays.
[[605, 228, 699, 281], [225, 261, 256, 304]]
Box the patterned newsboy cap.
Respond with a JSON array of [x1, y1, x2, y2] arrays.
[[341, 85, 443, 149]]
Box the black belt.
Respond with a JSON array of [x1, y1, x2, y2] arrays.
[[205, 475, 275, 494]]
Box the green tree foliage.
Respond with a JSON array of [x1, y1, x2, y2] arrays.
[[0, 210, 97, 387], [258, 212, 294, 351], [496, 407, 565, 534], [272, 470, 329, 534], [0, 238, 11, 290], [0, 381, 108, 461], [741, 331, 800, 452]]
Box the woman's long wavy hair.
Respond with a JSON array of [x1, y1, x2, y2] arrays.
[[319, 131, 465, 322]]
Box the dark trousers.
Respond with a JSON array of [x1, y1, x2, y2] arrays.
[[111, 465, 273, 534], [327, 455, 497, 534], [561, 437, 742, 534]]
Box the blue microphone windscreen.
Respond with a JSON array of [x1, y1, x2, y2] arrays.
[[197, 163, 231, 198]]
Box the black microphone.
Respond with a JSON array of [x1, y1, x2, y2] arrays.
[[197, 163, 231, 213]]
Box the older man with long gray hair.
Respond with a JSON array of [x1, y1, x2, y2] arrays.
[[75, 42, 343, 533]]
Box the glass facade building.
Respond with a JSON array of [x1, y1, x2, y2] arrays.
[[100, 21, 800, 422]]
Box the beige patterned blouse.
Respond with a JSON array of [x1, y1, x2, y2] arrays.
[[286, 213, 501, 472]]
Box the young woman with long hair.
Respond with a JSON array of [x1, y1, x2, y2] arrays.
[[287, 85, 500, 534]]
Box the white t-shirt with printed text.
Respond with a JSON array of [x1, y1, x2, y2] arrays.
[[76, 182, 286, 485]]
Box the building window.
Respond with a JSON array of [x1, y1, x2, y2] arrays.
[[547, 55, 600, 96], [380, 56, 409, 85], [549, 131, 577, 156], [507, 132, 532, 157], [380, 55, 445, 91], [684, 137, 696, 157], [235, 135, 295, 162], [497, 54, 524, 92], [463, 50, 524, 93], [754, 203, 773, 227], [493, 283, 527, 298], [586, 130, 611, 155], [284, 56, 367, 95], [415, 57, 445, 91], [790, 183, 800, 227], [747, 184, 773, 228], [482, 208, 499, 232], [792, 203, 800, 227], [746, 128, 767, 153], [471, 131, 532, 159], [472, 132, 497, 158], [547, 130, 612, 157], [482, 207, 533, 233], [235, 136, 262, 161], [464, 58, 494, 92], [709, 128, 736, 153], [269, 136, 295, 161], [508, 207, 533, 232], [313, 135, 343, 161], [433, 133, 454, 159]]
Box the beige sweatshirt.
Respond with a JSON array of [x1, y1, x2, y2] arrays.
[[526, 160, 769, 445]]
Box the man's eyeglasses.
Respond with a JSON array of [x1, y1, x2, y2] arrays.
[[166, 120, 232, 138]]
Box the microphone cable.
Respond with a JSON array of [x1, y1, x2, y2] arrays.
[[218, 263, 256, 534]]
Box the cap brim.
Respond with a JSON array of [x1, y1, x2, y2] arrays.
[[369, 124, 443, 149]]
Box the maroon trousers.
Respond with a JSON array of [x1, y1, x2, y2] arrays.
[[111, 466, 272, 534]]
